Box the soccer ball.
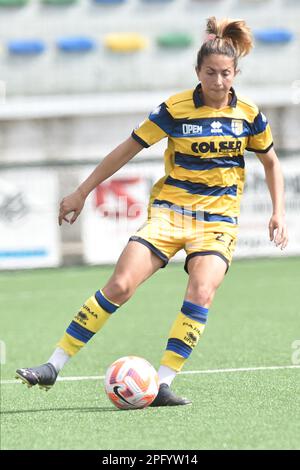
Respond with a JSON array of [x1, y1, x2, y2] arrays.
[[104, 356, 159, 410]]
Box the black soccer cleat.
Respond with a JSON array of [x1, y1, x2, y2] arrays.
[[150, 383, 192, 407], [15, 363, 58, 391]]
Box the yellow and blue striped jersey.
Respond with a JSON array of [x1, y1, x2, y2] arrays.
[[132, 83, 273, 224]]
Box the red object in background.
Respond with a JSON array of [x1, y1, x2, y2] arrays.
[[95, 177, 142, 218]]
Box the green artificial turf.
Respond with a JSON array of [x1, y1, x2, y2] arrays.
[[1, 257, 300, 449]]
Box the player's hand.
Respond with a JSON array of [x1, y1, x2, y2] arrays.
[[58, 188, 86, 226], [269, 214, 288, 250]]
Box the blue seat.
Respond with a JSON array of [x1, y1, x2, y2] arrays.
[[56, 36, 96, 52], [7, 39, 46, 55], [254, 28, 294, 44]]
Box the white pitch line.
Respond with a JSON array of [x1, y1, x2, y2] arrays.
[[181, 365, 300, 374], [1, 364, 300, 385]]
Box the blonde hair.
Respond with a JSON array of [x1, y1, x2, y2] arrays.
[[197, 16, 254, 70]]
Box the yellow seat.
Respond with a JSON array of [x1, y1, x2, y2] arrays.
[[104, 33, 148, 52]]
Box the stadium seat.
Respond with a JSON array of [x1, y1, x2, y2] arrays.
[[254, 28, 294, 44], [42, 0, 78, 5], [56, 36, 96, 52], [157, 33, 193, 49], [7, 39, 46, 55], [0, 0, 28, 5], [104, 33, 148, 52]]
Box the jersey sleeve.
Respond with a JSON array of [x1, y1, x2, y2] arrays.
[[131, 102, 174, 148], [246, 111, 274, 154]]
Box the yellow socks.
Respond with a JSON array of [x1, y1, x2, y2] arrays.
[[57, 293, 208, 376], [58, 290, 119, 356], [160, 300, 209, 372]]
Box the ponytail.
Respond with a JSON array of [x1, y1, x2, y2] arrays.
[[197, 16, 253, 70]]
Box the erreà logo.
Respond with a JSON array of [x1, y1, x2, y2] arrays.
[[182, 124, 203, 135], [211, 121, 222, 133]]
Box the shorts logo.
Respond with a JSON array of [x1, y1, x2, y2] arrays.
[[231, 119, 243, 136], [182, 124, 203, 135], [211, 121, 223, 133]]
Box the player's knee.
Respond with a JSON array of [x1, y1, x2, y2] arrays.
[[104, 275, 135, 304], [186, 283, 215, 307]]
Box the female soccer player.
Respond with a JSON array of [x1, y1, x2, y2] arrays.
[[16, 17, 288, 406]]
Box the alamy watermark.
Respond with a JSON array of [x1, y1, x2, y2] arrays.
[[96, 196, 207, 241], [291, 340, 300, 365]]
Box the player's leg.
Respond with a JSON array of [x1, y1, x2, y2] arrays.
[[57, 239, 165, 356], [102, 240, 166, 305], [151, 254, 227, 406], [15, 240, 165, 390]]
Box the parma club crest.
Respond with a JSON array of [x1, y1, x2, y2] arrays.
[[231, 119, 244, 136]]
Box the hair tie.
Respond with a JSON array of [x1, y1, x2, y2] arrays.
[[205, 33, 217, 41], [205, 33, 222, 42]]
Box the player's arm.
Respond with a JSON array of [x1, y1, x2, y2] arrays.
[[256, 147, 288, 250], [59, 136, 144, 225]]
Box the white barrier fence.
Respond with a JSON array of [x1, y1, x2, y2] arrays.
[[81, 156, 300, 265], [237, 157, 300, 257], [0, 169, 61, 269], [0, 157, 299, 270]]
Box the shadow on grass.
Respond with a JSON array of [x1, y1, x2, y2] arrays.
[[1, 406, 120, 415]]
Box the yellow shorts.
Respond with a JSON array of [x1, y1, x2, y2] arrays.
[[129, 207, 238, 274]]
